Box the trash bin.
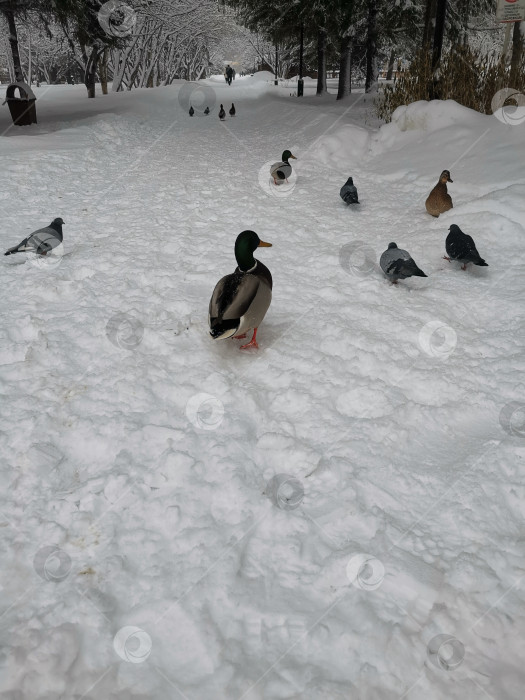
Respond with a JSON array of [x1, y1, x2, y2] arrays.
[[4, 82, 37, 126]]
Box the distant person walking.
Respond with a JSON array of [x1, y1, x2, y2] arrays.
[[226, 65, 233, 86], [232, 68, 236, 81]]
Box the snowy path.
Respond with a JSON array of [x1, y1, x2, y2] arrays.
[[1, 79, 524, 699]]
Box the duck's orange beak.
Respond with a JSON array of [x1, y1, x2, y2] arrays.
[[290, 154, 297, 159], [258, 240, 272, 247]]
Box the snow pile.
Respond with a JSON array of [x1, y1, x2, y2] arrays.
[[1, 85, 524, 699]]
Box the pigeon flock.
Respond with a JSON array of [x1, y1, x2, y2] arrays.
[[4, 143, 488, 352]]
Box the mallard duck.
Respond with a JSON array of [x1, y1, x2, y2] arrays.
[[229, 103, 236, 117], [380, 242, 427, 284], [425, 170, 453, 217], [209, 230, 272, 349], [204, 106, 210, 115], [444, 224, 488, 270], [189, 105, 194, 117], [219, 104, 226, 120], [270, 150, 296, 185]]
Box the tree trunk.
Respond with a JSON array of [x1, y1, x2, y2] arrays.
[[4, 8, 24, 82], [316, 28, 327, 95], [461, 0, 470, 45], [99, 48, 108, 94], [432, 0, 448, 72], [365, 0, 378, 92], [422, 0, 437, 48], [386, 48, 395, 80], [510, 20, 524, 86], [84, 46, 99, 98], [337, 33, 352, 100]]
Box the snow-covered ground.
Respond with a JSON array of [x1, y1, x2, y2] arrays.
[[1, 74, 524, 700]]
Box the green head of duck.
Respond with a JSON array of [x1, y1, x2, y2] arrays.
[[281, 150, 297, 163], [235, 230, 272, 271]]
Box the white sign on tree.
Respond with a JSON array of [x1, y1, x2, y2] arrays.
[[496, 0, 525, 22]]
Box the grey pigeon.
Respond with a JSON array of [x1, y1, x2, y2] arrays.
[[189, 105, 194, 116], [380, 242, 427, 284], [5, 218, 64, 256], [445, 224, 488, 270], [340, 176, 359, 204], [204, 106, 210, 115], [219, 104, 226, 120]]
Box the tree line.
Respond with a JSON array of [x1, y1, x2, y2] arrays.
[[222, 0, 512, 99]]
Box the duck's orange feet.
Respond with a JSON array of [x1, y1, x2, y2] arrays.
[[443, 256, 451, 262], [234, 333, 247, 339], [461, 264, 467, 270], [240, 329, 259, 350]]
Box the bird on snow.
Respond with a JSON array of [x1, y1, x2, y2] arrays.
[[425, 170, 453, 217], [229, 103, 236, 117], [380, 242, 427, 284], [270, 150, 297, 185], [219, 104, 226, 120], [340, 176, 359, 205], [189, 105, 194, 117], [204, 106, 210, 115], [209, 230, 272, 350], [5, 218, 65, 257], [444, 224, 488, 270]]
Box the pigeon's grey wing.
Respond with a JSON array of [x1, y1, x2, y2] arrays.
[[447, 232, 474, 260], [380, 248, 410, 274], [29, 227, 61, 254]]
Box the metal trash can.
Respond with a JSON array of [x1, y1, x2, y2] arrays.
[[4, 82, 37, 126]]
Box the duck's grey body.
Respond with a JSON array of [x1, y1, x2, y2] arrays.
[[270, 160, 292, 182], [209, 261, 272, 339]]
